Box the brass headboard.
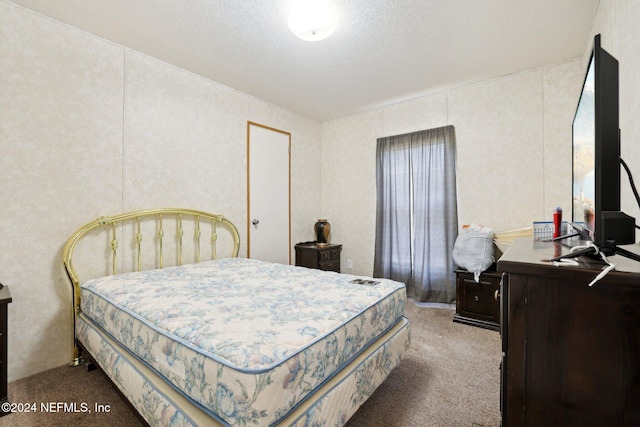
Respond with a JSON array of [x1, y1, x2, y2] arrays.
[[62, 208, 240, 366]]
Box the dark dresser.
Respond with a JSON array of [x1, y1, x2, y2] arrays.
[[294, 242, 342, 272], [498, 238, 640, 426], [0, 285, 12, 416]]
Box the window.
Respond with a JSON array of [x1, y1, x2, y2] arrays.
[[373, 125, 458, 303]]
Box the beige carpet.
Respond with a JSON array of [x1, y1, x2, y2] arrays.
[[345, 302, 501, 427], [1, 301, 501, 426]]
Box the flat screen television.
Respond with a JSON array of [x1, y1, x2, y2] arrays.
[[571, 34, 635, 249]]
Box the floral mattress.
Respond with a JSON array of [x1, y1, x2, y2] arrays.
[[80, 257, 407, 426]]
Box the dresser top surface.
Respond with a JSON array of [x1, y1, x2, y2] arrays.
[[497, 238, 640, 279]]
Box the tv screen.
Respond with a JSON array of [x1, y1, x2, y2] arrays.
[[572, 58, 595, 231], [571, 34, 621, 246]]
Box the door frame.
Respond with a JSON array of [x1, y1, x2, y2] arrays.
[[246, 121, 292, 263]]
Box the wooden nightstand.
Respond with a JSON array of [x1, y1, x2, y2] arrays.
[[294, 242, 342, 272], [0, 285, 12, 416], [453, 268, 500, 331]]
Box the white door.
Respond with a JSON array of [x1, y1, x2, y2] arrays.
[[247, 122, 291, 264]]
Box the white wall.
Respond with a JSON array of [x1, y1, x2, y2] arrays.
[[0, 1, 321, 382], [4, 0, 640, 383], [321, 61, 584, 276], [320, 0, 640, 279]]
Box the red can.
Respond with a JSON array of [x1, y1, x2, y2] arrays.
[[553, 207, 563, 238]]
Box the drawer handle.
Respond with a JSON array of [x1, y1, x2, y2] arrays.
[[494, 290, 500, 301], [474, 296, 480, 302]]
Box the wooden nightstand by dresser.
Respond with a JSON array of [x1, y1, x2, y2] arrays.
[[453, 268, 500, 331], [294, 242, 342, 272], [0, 285, 12, 417]]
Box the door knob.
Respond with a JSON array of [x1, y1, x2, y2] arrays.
[[252, 219, 260, 226]]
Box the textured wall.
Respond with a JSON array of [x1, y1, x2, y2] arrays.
[[0, 1, 321, 381], [0, 1, 125, 382], [320, 61, 583, 277], [4, 0, 640, 383], [320, 0, 640, 279]]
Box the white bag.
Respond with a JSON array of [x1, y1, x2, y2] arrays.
[[452, 224, 495, 282]]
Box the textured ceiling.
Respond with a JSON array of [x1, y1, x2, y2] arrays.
[[9, 0, 599, 121]]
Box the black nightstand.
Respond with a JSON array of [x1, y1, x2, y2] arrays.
[[294, 242, 342, 272], [453, 268, 500, 331], [0, 285, 12, 416]]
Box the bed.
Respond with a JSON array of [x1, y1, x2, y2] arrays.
[[63, 208, 410, 426]]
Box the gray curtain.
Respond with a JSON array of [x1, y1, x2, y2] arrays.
[[373, 125, 458, 303]]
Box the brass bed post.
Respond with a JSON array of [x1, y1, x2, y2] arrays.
[[63, 218, 103, 367], [110, 222, 118, 275], [177, 214, 184, 266], [195, 216, 201, 263], [136, 217, 142, 272], [212, 220, 218, 260], [69, 275, 83, 367], [158, 214, 164, 269]]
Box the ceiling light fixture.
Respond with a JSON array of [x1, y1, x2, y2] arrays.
[[288, 0, 339, 41]]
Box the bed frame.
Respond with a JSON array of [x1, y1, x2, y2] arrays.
[[62, 208, 240, 366], [62, 208, 410, 426]]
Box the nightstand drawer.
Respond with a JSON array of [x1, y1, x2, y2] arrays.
[[459, 277, 497, 317], [453, 269, 500, 330], [318, 248, 340, 262], [319, 260, 340, 271]]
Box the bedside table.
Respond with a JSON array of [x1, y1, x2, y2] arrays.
[[453, 268, 500, 331], [0, 285, 12, 417], [294, 242, 342, 272]]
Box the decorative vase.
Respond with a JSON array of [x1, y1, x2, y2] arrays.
[[314, 219, 331, 245]]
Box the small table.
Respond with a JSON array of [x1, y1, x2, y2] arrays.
[[294, 242, 342, 272]]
